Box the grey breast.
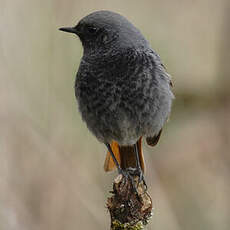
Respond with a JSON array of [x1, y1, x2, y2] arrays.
[[75, 48, 174, 145]]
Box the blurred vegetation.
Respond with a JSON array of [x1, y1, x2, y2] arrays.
[[0, 0, 229, 229]]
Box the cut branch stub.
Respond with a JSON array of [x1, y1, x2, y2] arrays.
[[107, 171, 153, 230]]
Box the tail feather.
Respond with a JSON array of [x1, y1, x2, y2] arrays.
[[104, 141, 121, 172], [104, 137, 145, 173]]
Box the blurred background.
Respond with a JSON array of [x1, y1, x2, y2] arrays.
[[1, 0, 230, 229]]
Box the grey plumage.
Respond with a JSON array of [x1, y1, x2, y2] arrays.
[[62, 11, 174, 146]]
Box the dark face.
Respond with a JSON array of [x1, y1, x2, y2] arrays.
[[59, 19, 119, 53], [59, 11, 149, 56]]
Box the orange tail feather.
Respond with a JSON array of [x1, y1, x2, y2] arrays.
[[104, 141, 121, 172], [104, 137, 145, 173]]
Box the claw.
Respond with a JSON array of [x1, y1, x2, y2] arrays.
[[136, 168, 148, 193], [117, 167, 148, 197], [133, 142, 148, 193], [118, 168, 139, 194]]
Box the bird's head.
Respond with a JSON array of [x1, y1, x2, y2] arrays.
[[59, 11, 149, 57]]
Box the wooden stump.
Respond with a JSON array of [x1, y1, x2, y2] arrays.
[[107, 170, 153, 230]]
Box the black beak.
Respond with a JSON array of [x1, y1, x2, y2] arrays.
[[59, 27, 76, 34]]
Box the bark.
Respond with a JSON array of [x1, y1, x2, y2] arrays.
[[107, 172, 153, 230]]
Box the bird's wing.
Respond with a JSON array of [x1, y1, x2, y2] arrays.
[[146, 129, 162, 147]]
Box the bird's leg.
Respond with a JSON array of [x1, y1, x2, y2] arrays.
[[106, 143, 123, 174], [134, 142, 147, 190], [106, 143, 136, 191]]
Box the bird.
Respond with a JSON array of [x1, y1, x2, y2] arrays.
[[59, 10, 174, 185]]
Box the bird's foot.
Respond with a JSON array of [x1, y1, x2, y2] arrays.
[[136, 168, 147, 192], [118, 168, 147, 195], [118, 168, 137, 193]]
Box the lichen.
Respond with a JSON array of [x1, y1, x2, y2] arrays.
[[111, 220, 144, 230]]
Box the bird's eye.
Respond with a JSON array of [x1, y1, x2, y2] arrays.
[[87, 26, 97, 34]]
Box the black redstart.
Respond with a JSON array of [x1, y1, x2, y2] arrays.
[[60, 11, 174, 184]]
